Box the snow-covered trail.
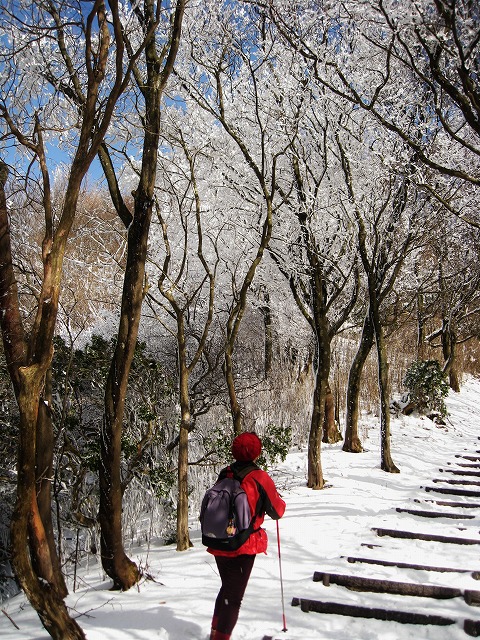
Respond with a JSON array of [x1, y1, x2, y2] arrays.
[[2, 377, 480, 640]]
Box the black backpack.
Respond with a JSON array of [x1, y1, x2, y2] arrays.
[[200, 464, 257, 551]]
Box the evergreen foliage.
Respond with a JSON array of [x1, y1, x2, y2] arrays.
[[204, 422, 292, 470], [256, 424, 292, 469], [404, 360, 450, 417], [50, 334, 178, 518]]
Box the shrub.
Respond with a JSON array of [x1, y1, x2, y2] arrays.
[[256, 423, 292, 468], [403, 360, 450, 417], [205, 422, 292, 469]]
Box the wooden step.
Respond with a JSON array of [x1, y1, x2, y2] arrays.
[[465, 619, 480, 636], [433, 478, 480, 487], [418, 498, 480, 509], [396, 507, 475, 519], [373, 527, 480, 545], [313, 571, 464, 599], [453, 463, 480, 469], [291, 598, 456, 626], [344, 556, 479, 577], [424, 486, 480, 498], [456, 456, 480, 462], [439, 469, 480, 477]]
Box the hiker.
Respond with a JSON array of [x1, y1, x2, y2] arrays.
[[207, 432, 286, 640]]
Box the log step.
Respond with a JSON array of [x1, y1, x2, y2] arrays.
[[291, 598, 456, 626], [433, 478, 480, 487], [440, 469, 480, 477], [373, 527, 480, 545], [345, 556, 479, 577], [418, 499, 480, 509], [396, 507, 475, 519], [454, 464, 480, 469], [313, 571, 464, 600], [424, 486, 480, 498], [465, 619, 480, 636], [456, 456, 480, 462]]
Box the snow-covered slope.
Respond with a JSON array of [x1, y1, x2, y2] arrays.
[[2, 377, 480, 640]]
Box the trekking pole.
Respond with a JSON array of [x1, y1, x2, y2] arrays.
[[276, 519, 287, 632]]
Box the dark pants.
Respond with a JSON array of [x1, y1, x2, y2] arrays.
[[213, 554, 256, 635]]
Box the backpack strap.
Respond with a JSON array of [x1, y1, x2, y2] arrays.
[[218, 461, 259, 483], [231, 462, 263, 524], [230, 461, 259, 482]]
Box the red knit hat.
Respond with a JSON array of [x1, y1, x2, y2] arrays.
[[232, 432, 262, 462]]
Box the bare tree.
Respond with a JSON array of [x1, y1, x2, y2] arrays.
[[337, 130, 420, 473], [179, 2, 301, 433], [97, 0, 185, 591], [147, 122, 218, 551], [0, 0, 144, 634], [266, 0, 480, 224], [424, 218, 480, 390], [271, 108, 359, 488]]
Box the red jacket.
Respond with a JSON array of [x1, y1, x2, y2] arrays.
[[208, 461, 286, 557]]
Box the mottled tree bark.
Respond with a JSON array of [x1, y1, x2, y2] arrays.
[[177, 333, 192, 551], [323, 383, 342, 444], [371, 307, 399, 473], [442, 321, 460, 392], [343, 313, 374, 453], [100, 184, 152, 589], [307, 288, 329, 488], [1, 162, 86, 638], [224, 340, 243, 436], [34, 393, 68, 598], [262, 291, 274, 379], [99, 0, 185, 587], [166, 309, 194, 552], [308, 375, 326, 489], [1, 0, 145, 631]]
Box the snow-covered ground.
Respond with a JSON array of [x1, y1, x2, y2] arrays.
[[2, 377, 480, 640]]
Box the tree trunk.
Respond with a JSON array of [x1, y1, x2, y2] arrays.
[[99, 0, 186, 584], [371, 308, 399, 473], [442, 322, 460, 392], [1, 163, 85, 638], [224, 342, 243, 435], [307, 265, 332, 488], [355, 207, 399, 473], [177, 420, 191, 551], [322, 382, 342, 444], [222, 179, 273, 434], [12, 367, 86, 640], [99, 198, 150, 589], [34, 392, 68, 597], [176, 318, 192, 551], [307, 373, 326, 489], [343, 312, 374, 453], [307, 313, 330, 489], [262, 291, 273, 379], [416, 290, 426, 361]]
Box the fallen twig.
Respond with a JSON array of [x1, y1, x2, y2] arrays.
[[1, 608, 20, 630], [71, 597, 115, 620]]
